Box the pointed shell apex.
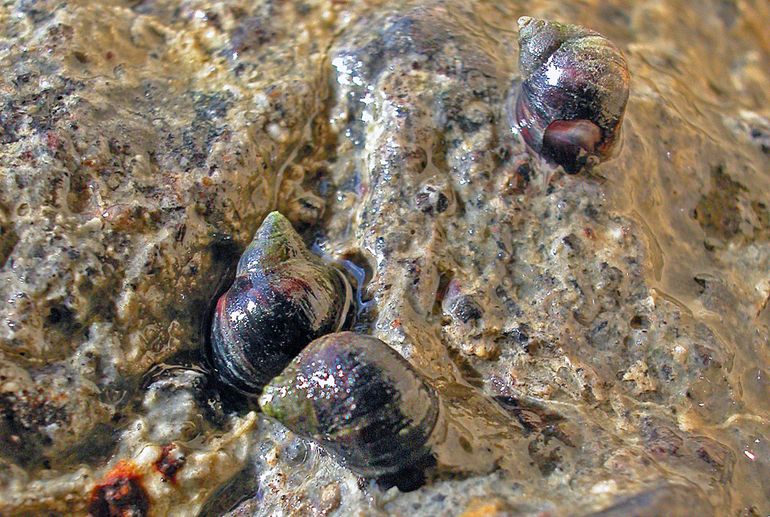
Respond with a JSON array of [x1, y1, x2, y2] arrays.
[[517, 16, 533, 30]]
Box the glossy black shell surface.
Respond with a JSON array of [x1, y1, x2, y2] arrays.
[[514, 17, 630, 173], [210, 212, 351, 394], [259, 332, 439, 477]]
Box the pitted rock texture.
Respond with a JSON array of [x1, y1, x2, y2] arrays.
[[0, 0, 768, 516]]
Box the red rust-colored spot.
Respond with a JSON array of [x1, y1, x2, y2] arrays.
[[154, 443, 186, 484], [275, 275, 312, 298], [105, 51, 114, 60], [88, 461, 149, 517], [45, 131, 61, 151]]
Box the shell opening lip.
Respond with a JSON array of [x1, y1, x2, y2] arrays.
[[542, 118, 603, 173], [333, 267, 354, 331]]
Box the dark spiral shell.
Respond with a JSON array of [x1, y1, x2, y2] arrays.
[[514, 17, 630, 173], [259, 332, 439, 477], [210, 212, 352, 394]]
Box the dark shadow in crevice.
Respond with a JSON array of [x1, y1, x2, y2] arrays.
[[374, 452, 437, 493], [197, 463, 259, 517]]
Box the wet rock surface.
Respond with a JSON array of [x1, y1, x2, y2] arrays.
[[0, 0, 768, 515]]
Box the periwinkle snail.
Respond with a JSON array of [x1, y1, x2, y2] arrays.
[[259, 332, 438, 477], [210, 212, 352, 394], [513, 17, 630, 173]]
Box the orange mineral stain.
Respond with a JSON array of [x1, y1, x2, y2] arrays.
[[88, 461, 149, 517]]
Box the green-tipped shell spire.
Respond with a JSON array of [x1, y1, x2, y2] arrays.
[[237, 212, 314, 273]]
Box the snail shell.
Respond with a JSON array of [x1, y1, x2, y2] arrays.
[[259, 332, 439, 477], [514, 17, 630, 173], [210, 212, 352, 394]]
